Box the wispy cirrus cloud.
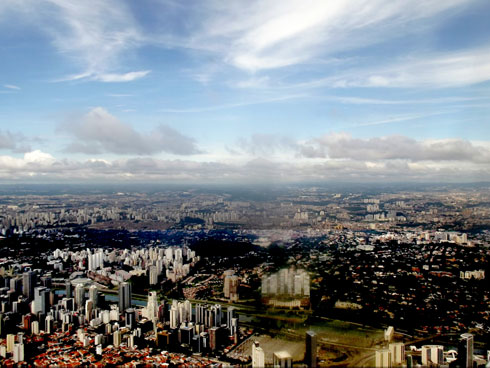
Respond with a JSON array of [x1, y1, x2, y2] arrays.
[[62, 70, 151, 83], [309, 47, 490, 88], [3, 84, 20, 90], [1, 0, 147, 82], [160, 94, 305, 113], [186, 0, 472, 72], [354, 111, 454, 127]]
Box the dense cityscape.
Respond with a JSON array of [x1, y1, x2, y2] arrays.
[[1, 0, 489, 367], [0, 184, 488, 366]]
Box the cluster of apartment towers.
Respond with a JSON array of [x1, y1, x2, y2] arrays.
[[252, 330, 317, 368], [376, 327, 477, 368]]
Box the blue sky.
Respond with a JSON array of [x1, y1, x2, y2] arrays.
[[0, 0, 489, 183]]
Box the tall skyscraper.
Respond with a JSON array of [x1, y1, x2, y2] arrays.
[[74, 284, 85, 310], [13, 343, 24, 363], [22, 271, 35, 300], [305, 330, 317, 368], [184, 300, 192, 323], [458, 333, 473, 368], [375, 349, 392, 368], [125, 308, 136, 330], [224, 274, 239, 301], [170, 303, 178, 329], [118, 282, 132, 312], [65, 280, 72, 299], [33, 286, 50, 314], [421, 345, 444, 366], [113, 330, 121, 347], [226, 307, 236, 329], [273, 351, 292, 368], [85, 300, 93, 322], [252, 341, 265, 368], [389, 342, 405, 365], [146, 292, 159, 321], [88, 285, 98, 308], [149, 266, 158, 285]]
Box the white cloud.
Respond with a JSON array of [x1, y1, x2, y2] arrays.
[[0, 130, 31, 152], [355, 111, 453, 127], [0, 150, 488, 183], [320, 95, 488, 105], [60, 107, 201, 155], [2, 0, 485, 88], [3, 84, 20, 90], [1, 0, 144, 82], [189, 0, 471, 71], [159, 94, 305, 113], [0, 150, 55, 170], [63, 70, 151, 83], [299, 132, 490, 163], [0, 131, 489, 183], [322, 47, 490, 88], [91, 71, 150, 83]]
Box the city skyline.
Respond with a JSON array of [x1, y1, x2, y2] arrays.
[[0, 0, 489, 183]]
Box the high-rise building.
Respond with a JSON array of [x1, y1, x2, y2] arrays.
[[195, 304, 204, 325], [184, 300, 192, 323], [65, 280, 72, 299], [262, 268, 310, 298], [149, 266, 158, 285], [230, 317, 238, 341], [212, 304, 222, 327], [118, 282, 132, 312], [170, 304, 178, 329], [273, 351, 292, 368], [384, 326, 394, 342], [10, 277, 22, 294], [125, 308, 136, 330], [31, 321, 39, 335], [88, 285, 98, 308], [113, 330, 121, 347], [305, 330, 317, 368], [178, 302, 185, 325], [252, 341, 265, 368], [45, 314, 54, 334], [22, 271, 35, 300], [33, 286, 50, 314], [40, 276, 51, 288], [6, 334, 15, 353], [226, 307, 236, 329], [458, 333, 474, 368], [158, 302, 166, 323], [146, 292, 159, 321], [389, 342, 405, 365], [375, 349, 392, 368], [75, 284, 85, 310], [421, 345, 444, 366], [85, 300, 94, 322], [224, 274, 239, 301], [209, 327, 219, 351], [179, 325, 193, 345], [13, 343, 24, 363]]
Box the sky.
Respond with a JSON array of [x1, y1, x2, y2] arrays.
[[0, 0, 489, 183]]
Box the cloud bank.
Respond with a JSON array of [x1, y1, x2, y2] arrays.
[[299, 133, 490, 163], [0, 133, 488, 183], [61, 107, 201, 156]]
